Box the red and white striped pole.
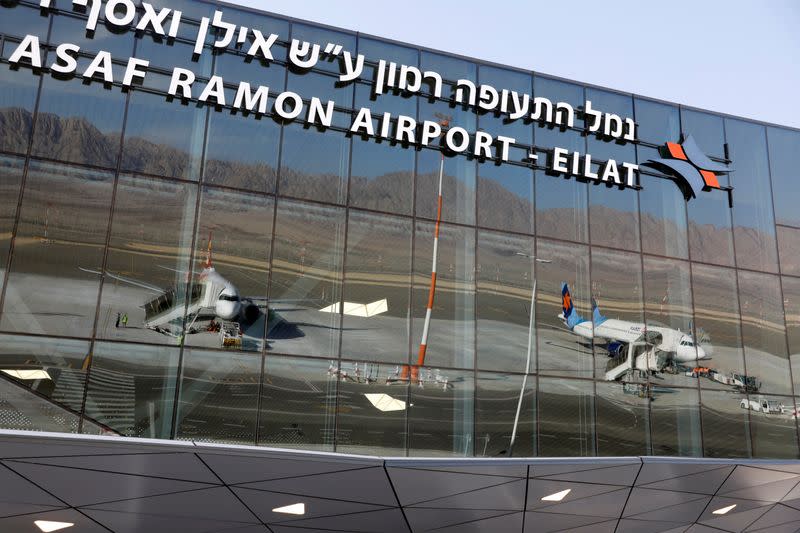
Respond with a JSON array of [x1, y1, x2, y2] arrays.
[[413, 153, 445, 381], [403, 149, 445, 383]]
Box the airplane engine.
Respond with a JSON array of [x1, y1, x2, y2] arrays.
[[607, 342, 626, 357], [240, 300, 260, 323]]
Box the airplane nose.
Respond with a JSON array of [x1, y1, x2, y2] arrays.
[[696, 346, 706, 359]]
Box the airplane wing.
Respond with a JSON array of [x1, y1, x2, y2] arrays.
[[79, 267, 164, 294], [241, 296, 322, 308]]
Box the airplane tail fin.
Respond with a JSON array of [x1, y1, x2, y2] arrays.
[[560, 283, 584, 330], [592, 296, 607, 325]]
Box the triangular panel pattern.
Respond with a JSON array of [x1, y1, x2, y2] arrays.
[[388, 467, 519, 506]]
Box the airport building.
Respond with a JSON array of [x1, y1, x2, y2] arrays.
[[1, 0, 800, 531]]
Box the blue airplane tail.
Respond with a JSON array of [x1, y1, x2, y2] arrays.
[[561, 283, 586, 330], [592, 296, 608, 326]]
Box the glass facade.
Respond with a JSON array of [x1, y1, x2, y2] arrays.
[[0, 0, 799, 460]]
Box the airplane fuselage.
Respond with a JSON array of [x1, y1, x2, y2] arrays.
[[567, 318, 707, 363]]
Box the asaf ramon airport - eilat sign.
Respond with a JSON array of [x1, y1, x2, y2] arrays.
[[10, 0, 733, 200]]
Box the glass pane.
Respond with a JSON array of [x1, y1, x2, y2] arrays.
[[210, 7, 289, 79], [411, 221, 475, 370], [768, 127, 800, 228], [203, 111, 281, 193], [290, 23, 356, 74], [418, 88, 476, 172], [681, 109, 726, 159], [700, 388, 751, 458], [0, 3, 49, 40], [213, 46, 287, 93], [634, 98, 680, 145], [778, 226, 800, 277], [643, 256, 695, 386], [536, 238, 592, 378], [476, 371, 535, 457], [340, 211, 412, 364], [687, 190, 734, 267], [0, 56, 40, 154], [32, 74, 127, 168], [0, 161, 113, 337], [96, 175, 197, 345], [478, 65, 532, 142], [49, 11, 135, 58], [588, 183, 640, 252], [287, 70, 353, 117], [408, 367, 473, 457], [478, 163, 534, 234], [0, 156, 25, 282], [84, 342, 180, 439], [591, 248, 644, 380], [416, 150, 476, 226], [349, 135, 414, 215], [420, 51, 476, 85], [175, 348, 261, 445], [691, 263, 745, 391], [354, 81, 415, 117], [142, 0, 214, 31], [183, 187, 273, 353], [538, 377, 594, 456], [747, 395, 798, 459], [135, 35, 212, 74], [649, 386, 701, 457], [596, 381, 651, 456], [0, 334, 89, 418], [783, 277, 800, 394], [267, 200, 345, 358], [279, 124, 349, 204], [726, 119, 778, 273], [683, 110, 734, 266], [476, 231, 534, 372], [122, 90, 207, 180], [533, 76, 587, 243], [357, 37, 418, 82], [738, 270, 790, 395], [336, 363, 407, 456], [586, 89, 639, 252], [638, 167, 689, 259], [258, 355, 336, 451]]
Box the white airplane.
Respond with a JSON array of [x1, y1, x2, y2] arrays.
[[83, 236, 389, 341], [558, 283, 708, 380], [82, 237, 265, 337]]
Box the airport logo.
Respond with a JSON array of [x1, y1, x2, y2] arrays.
[[642, 134, 732, 200]]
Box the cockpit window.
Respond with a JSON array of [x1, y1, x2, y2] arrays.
[[219, 294, 239, 302]]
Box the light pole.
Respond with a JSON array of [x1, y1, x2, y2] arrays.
[[507, 253, 551, 457]]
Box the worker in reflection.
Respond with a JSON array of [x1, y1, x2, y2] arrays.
[[115, 312, 121, 328], [121, 313, 128, 328]]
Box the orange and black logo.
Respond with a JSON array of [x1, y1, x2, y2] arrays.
[[642, 135, 732, 200]]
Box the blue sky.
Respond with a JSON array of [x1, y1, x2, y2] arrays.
[[227, 0, 800, 129]]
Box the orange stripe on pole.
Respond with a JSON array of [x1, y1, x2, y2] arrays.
[[416, 344, 427, 367], [426, 272, 437, 308]]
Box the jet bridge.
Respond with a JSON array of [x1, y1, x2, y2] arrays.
[[604, 340, 659, 381]]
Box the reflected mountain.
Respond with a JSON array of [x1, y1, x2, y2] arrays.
[[0, 106, 786, 270]]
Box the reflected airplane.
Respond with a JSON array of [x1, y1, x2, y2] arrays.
[[81, 237, 266, 337], [82, 236, 387, 342], [558, 283, 708, 380]]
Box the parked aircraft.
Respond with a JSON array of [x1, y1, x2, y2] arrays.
[[81, 238, 266, 338], [558, 283, 709, 380]]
